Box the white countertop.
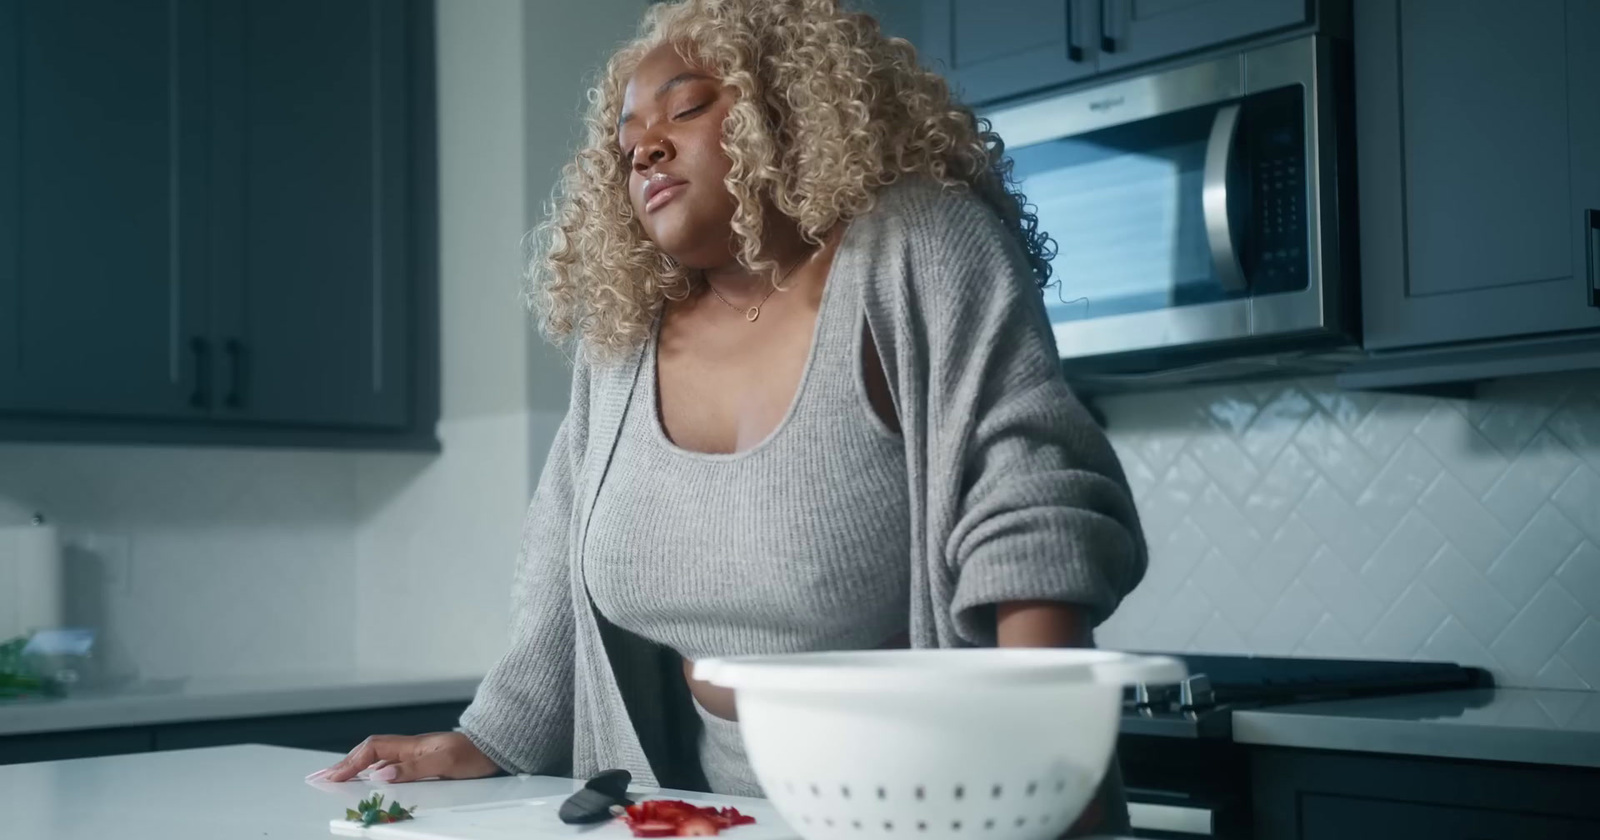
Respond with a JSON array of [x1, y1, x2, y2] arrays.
[[1233, 687, 1600, 768], [0, 671, 483, 736], [0, 745, 1138, 840]]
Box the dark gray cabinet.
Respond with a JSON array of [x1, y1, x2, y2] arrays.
[[1097, 0, 1309, 72], [0, 701, 470, 766], [1253, 748, 1600, 840], [0, 0, 436, 447], [0, 727, 155, 766], [0, 0, 209, 421], [918, 0, 1310, 106], [1299, 795, 1599, 840], [1356, 0, 1600, 351], [149, 701, 469, 755], [920, 0, 1100, 105], [850, 0, 924, 44], [207, 0, 412, 430]]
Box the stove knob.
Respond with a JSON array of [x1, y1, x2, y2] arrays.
[[1133, 683, 1154, 707], [1178, 674, 1214, 709]]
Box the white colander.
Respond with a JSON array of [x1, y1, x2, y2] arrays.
[[693, 649, 1184, 840]]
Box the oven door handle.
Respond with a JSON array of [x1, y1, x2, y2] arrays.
[[1202, 102, 1249, 294]]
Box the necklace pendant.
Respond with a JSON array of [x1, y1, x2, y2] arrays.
[[746, 307, 760, 322]]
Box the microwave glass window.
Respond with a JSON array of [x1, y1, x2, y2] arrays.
[[1005, 86, 1308, 324]]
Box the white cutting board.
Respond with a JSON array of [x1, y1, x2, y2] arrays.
[[330, 794, 800, 840]]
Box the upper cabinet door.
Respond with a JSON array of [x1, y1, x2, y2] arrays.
[[1356, 0, 1600, 351], [1571, 0, 1600, 314], [0, 0, 16, 404], [1096, 0, 1309, 73], [0, 0, 209, 419], [208, 0, 413, 430], [922, 0, 1100, 106]]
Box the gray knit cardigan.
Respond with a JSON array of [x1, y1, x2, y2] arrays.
[[458, 177, 1147, 789]]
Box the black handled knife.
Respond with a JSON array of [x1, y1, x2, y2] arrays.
[[558, 769, 634, 825]]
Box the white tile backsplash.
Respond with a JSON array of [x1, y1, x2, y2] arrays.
[[1420, 545, 1516, 645], [1560, 619, 1600, 689], [354, 409, 544, 676], [1558, 543, 1600, 618], [1553, 464, 1600, 545], [1097, 372, 1600, 689], [0, 443, 363, 681]]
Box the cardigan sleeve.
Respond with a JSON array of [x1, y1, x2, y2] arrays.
[[456, 352, 589, 774], [898, 183, 1148, 643]]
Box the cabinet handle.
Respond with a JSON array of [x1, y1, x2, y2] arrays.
[[224, 339, 248, 409], [189, 338, 212, 409], [1587, 209, 1598, 308], [1100, 0, 1120, 53], [1066, 1, 1085, 62]]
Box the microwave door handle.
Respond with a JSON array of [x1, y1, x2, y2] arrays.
[[1203, 102, 1248, 293]]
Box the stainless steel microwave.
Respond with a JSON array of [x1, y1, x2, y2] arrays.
[[985, 35, 1356, 375]]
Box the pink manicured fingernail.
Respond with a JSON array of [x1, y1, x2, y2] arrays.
[[371, 765, 399, 782], [306, 769, 332, 781]]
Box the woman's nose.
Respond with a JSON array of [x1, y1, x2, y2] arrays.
[[633, 136, 673, 172]]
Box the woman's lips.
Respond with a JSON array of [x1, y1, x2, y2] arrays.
[[644, 179, 687, 213]]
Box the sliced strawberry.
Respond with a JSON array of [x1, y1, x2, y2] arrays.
[[621, 798, 757, 837], [676, 815, 720, 836], [635, 801, 690, 821]]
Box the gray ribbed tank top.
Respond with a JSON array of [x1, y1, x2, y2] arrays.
[[584, 266, 912, 796]]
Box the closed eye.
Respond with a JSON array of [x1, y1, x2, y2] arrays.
[[673, 102, 709, 120]]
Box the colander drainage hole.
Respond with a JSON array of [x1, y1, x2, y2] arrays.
[[1025, 782, 1037, 797], [916, 821, 927, 832], [877, 787, 888, 801], [983, 820, 995, 831], [841, 786, 852, 799], [852, 821, 862, 830], [1055, 780, 1065, 793], [826, 819, 835, 827], [990, 785, 1002, 799], [954, 785, 965, 801], [883, 821, 894, 832], [915, 786, 925, 801], [811, 784, 821, 797], [951, 822, 963, 831], [1014, 818, 1026, 828]]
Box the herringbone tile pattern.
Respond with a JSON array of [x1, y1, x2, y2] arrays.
[[1094, 373, 1600, 690]]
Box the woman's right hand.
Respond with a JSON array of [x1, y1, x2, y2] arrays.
[[308, 731, 502, 783]]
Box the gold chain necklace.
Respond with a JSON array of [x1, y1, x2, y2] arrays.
[[704, 255, 807, 323]]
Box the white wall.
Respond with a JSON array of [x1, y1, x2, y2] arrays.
[[350, 0, 644, 677], [350, 0, 536, 678], [0, 0, 646, 684], [520, 0, 643, 482], [1096, 371, 1600, 691]]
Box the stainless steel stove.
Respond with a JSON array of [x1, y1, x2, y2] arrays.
[[1119, 652, 1489, 738], [1116, 654, 1491, 838]]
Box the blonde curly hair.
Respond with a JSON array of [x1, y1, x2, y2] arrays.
[[530, 0, 1055, 358]]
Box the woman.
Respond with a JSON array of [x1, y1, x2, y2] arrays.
[[313, 0, 1146, 833]]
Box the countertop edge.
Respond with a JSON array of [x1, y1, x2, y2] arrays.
[[1231, 707, 1600, 770], [0, 676, 482, 737]]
